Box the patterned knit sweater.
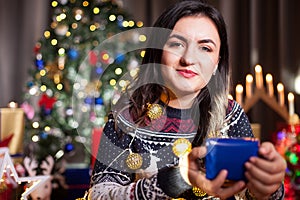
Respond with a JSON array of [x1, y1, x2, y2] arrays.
[[88, 100, 281, 199]]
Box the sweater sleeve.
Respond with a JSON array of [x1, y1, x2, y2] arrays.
[[223, 100, 254, 138], [88, 113, 171, 200]]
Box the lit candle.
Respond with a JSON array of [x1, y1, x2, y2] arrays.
[[246, 74, 253, 98], [236, 84, 243, 105], [277, 83, 284, 106], [266, 74, 274, 97], [288, 92, 295, 116], [255, 65, 263, 89]]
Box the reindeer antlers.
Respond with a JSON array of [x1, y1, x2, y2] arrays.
[[23, 156, 38, 177], [40, 155, 55, 175]]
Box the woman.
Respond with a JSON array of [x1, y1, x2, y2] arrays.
[[88, 0, 286, 199]]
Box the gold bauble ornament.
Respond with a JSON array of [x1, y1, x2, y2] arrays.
[[172, 138, 192, 157], [147, 103, 163, 120], [192, 186, 207, 197], [126, 152, 143, 170]]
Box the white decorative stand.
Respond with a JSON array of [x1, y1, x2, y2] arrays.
[[0, 147, 50, 200]]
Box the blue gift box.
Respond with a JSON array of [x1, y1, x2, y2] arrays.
[[205, 138, 259, 181]]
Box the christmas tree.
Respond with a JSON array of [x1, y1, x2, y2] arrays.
[[22, 0, 143, 164]]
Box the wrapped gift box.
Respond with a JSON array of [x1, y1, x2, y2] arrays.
[[0, 108, 24, 155]]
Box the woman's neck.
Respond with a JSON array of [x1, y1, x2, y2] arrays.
[[160, 91, 198, 109]]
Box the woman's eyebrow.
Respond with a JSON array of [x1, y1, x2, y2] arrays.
[[168, 34, 188, 43], [198, 39, 216, 47], [169, 34, 217, 48]]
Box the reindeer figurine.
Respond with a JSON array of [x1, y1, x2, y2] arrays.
[[23, 155, 54, 200]]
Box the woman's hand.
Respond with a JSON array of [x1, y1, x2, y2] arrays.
[[179, 146, 246, 199], [245, 142, 287, 199]]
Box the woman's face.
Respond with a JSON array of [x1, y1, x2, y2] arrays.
[[161, 15, 221, 98]]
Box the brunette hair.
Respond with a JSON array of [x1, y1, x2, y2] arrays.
[[116, 0, 230, 146]]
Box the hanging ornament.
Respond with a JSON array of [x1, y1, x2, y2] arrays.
[[115, 53, 125, 64], [192, 186, 207, 197], [58, 0, 68, 5], [68, 48, 79, 60], [35, 59, 44, 70], [147, 103, 163, 120], [89, 50, 98, 66], [95, 97, 103, 105], [172, 138, 192, 157], [64, 143, 74, 153], [95, 66, 103, 75], [34, 43, 41, 54], [125, 150, 143, 170], [54, 24, 69, 36], [21, 102, 35, 120]]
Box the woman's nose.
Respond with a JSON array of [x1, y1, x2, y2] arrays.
[[179, 45, 197, 66]]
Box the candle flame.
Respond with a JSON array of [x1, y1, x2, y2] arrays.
[[255, 64, 262, 73], [288, 92, 294, 101], [246, 74, 253, 82], [277, 83, 284, 92], [236, 84, 243, 93], [266, 74, 273, 82]]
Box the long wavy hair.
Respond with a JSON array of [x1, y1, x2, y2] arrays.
[[115, 0, 230, 147]]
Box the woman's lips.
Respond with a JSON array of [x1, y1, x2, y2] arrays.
[[177, 69, 198, 78]]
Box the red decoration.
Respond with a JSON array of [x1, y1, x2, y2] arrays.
[[90, 128, 103, 169], [38, 94, 57, 110], [89, 51, 98, 66], [0, 134, 14, 147]]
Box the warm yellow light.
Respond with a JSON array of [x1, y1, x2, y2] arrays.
[[119, 80, 127, 87], [32, 135, 39, 142], [255, 64, 262, 73], [51, 39, 58, 46], [60, 13, 66, 20], [82, 1, 89, 6], [110, 79, 117, 86], [109, 15, 116, 21], [128, 21, 135, 27], [40, 85, 47, 92], [137, 21, 144, 27], [122, 21, 129, 27], [93, 7, 100, 14], [140, 50, 146, 58], [90, 24, 97, 31], [139, 35, 147, 42], [51, 1, 58, 7], [8, 101, 18, 108], [236, 84, 243, 93], [246, 74, 253, 83], [58, 48, 65, 55], [266, 74, 273, 82], [115, 67, 122, 75], [288, 92, 294, 101], [32, 122, 39, 129], [44, 31, 51, 38], [40, 69, 46, 76], [57, 83, 63, 90], [72, 23, 78, 29], [277, 83, 284, 92], [102, 53, 109, 60], [44, 126, 51, 131]]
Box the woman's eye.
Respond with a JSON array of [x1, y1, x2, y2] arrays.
[[167, 41, 184, 48], [199, 46, 212, 52]]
